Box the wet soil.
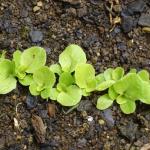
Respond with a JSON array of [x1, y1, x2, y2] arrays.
[[0, 0, 150, 149]]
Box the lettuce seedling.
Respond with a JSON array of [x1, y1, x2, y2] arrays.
[[96, 71, 150, 114], [29, 66, 55, 97], [75, 63, 97, 92], [13, 47, 46, 80], [59, 44, 87, 73], [0, 59, 17, 94]]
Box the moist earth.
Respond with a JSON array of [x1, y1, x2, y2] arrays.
[[0, 0, 150, 150]]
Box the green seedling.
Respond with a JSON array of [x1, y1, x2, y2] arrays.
[[13, 46, 46, 80], [1, 44, 150, 115], [29, 66, 55, 98], [97, 71, 150, 114]]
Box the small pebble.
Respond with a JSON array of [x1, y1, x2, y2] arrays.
[[33, 6, 40, 12], [37, 1, 43, 7], [98, 119, 105, 125], [87, 116, 93, 122]]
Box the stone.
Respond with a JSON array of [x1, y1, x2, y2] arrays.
[[29, 30, 43, 43], [138, 14, 150, 27], [77, 100, 92, 112], [77, 138, 87, 148], [127, 0, 146, 15], [37, 1, 43, 7], [33, 6, 40, 12], [119, 121, 138, 141], [26, 94, 38, 109], [121, 16, 134, 33], [102, 109, 114, 128], [77, 6, 87, 17]]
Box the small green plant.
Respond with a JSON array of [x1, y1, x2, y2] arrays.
[[50, 44, 85, 106], [97, 71, 150, 114], [0, 44, 150, 114], [13, 46, 46, 80], [29, 66, 56, 98]]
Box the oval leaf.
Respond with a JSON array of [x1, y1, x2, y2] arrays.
[[20, 46, 46, 73], [75, 63, 96, 92], [116, 95, 130, 104], [96, 80, 115, 91], [96, 94, 113, 110], [138, 70, 149, 82], [33, 66, 55, 90], [49, 64, 62, 75], [120, 100, 136, 114], [0, 60, 15, 81], [57, 85, 82, 106], [108, 86, 118, 100], [19, 74, 33, 86], [29, 82, 40, 96], [59, 44, 87, 72], [49, 88, 59, 100], [0, 77, 16, 94], [112, 67, 124, 80], [104, 68, 113, 80]]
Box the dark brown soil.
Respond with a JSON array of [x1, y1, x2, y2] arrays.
[[0, 0, 150, 150]]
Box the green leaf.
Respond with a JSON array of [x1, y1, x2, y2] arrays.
[[59, 44, 87, 72], [96, 94, 114, 110], [49, 64, 62, 75], [13, 50, 22, 68], [75, 63, 96, 92], [17, 72, 26, 79], [104, 68, 113, 80], [19, 74, 33, 86], [57, 72, 74, 92], [0, 77, 17, 94], [49, 88, 59, 100], [0, 60, 15, 81], [85, 78, 97, 92], [96, 73, 105, 84], [120, 100, 136, 114], [96, 80, 115, 91], [113, 73, 141, 96], [116, 95, 130, 104], [57, 85, 82, 106], [33, 66, 55, 90], [20, 46, 46, 73], [108, 86, 118, 100], [29, 82, 40, 96], [112, 67, 124, 80], [139, 81, 150, 104], [138, 70, 149, 82], [59, 72, 74, 87], [41, 88, 51, 99]]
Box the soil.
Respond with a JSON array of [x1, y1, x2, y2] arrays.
[[0, 0, 150, 150]]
